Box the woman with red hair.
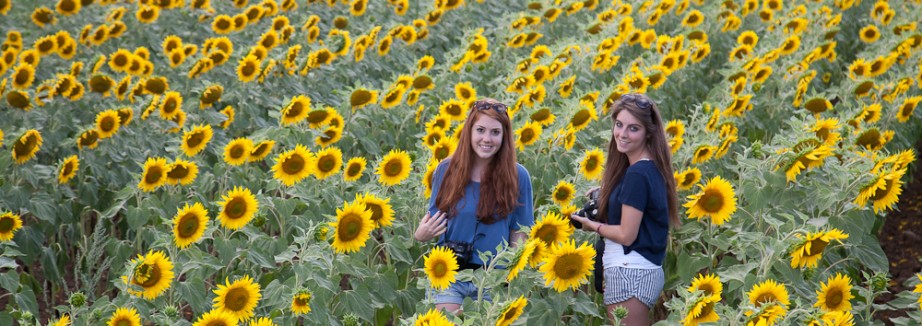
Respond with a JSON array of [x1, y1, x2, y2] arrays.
[[414, 98, 534, 314]]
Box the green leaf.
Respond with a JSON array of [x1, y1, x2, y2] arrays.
[[0, 270, 19, 293], [125, 206, 150, 230], [14, 286, 38, 314]]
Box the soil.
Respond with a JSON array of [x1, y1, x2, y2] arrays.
[[874, 139, 922, 324]]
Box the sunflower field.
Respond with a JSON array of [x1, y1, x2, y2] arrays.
[[2, 0, 922, 325]]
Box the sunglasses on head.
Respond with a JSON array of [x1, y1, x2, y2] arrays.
[[620, 93, 654, 110], [472, 101, 507, 113]]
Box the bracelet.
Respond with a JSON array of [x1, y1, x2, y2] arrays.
[[595, 223, 604, 235]]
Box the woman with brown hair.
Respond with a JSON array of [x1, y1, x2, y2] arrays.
[[570, 93, 679, 325], [414, 98, 534, 314]]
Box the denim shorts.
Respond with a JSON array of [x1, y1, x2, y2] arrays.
[[432, 281, 492, 305], [603, 266, 664, 308]]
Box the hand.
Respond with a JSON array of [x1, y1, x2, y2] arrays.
[[584, 186, 600, 197], [414, 211, 447, 242], [569, 213, 594, 232]]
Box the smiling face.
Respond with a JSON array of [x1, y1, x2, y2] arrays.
[[613, 109, 648, 160], [470, 114, 504, 162]]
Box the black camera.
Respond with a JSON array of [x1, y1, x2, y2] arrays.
[[442, 240, 474, 263], [571, 189, 600, 229]]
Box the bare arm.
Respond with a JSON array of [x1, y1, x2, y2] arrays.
[[570, 204, 642, 245], [414, 211, 448, 242]]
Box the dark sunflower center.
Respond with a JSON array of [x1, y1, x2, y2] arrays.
[[282, 154, 305, 174], [101, 117, 116, 131], [224, 287, 250, 311], [366, 204, 382, 222], [7, 91, 29, 108], [553, 253, 583, 279], [114, 318, 132, 326], [14, 70, 30, 85], [807, 239, 829, 256], [682, 175, 697, 188], [384, 160, 403, 177], [424, 253, 451, 277], [586, 157, 598, 170], [536, 225, 557, 244], [144, 167, 163, 184], [699, 302, 715, 316], [870, 178, 896, 201], [571, 110, 590, 127], [250, 144, 268, 157], [81, 131, 99, 146], [699, 190, 724, 213], [318, 156, 335, 172], [134, 263, 161, 287], [295, 294, 310, 306], [826, 289, 843, 308], [521, 129, 535, 142], [242, 63, 256, 76], [0, 217, 13, 232], [555, 188, 571, 201], [446, 104, 462, 116], [285, 103, 303, 118], [338, 213, 363, 241], [62, 162, 75, 176], [696, 148, 712, 159], [435, 147, 450, 160], [187, 132, 204, 148], [225, 197, 247, 219], [351, 91, 371, 106], [177, 213, 200, 238], [230, 145, 246, 159], [346, 163, 361, 176], [698, 284, 714, 296], [307, 111, 328, 123], [167, 165, 189, 179]]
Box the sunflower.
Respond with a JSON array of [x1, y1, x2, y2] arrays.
[[199, 85, 223, 109], [124, 250, 174, 300], [896, 96, 921, 123], [424, 246, 459, 290], [11, 64, 35, 90], [569, 104, 598, 131], [0, 212, 23, 242], [496, 295, 527, 326], [914, 274, 922, 310], [221, 106, 235, 129], [217, 186, 259, 230], [375, 149, 412, 186], [212, 275, 261, 322], [329, 200, 374, 253], [790, 228, 849, 269], [513, 120, 542, 151], [431, 137, 457, 162], [57, 155, 79, 184], [859, 25, 880, 43], [338, 157, 366, 182], [138, 157, 168, 192], [291, 290, 312, 315], [454, 82, 476, 104], [747, 279, 790, 320], [249, 317, 275, 326], [501, 239, 533, 281], [171, 202, 209, 249], [814, 273, 854, 313], [158, 91, 183, 120], [681, 9, 704, 27], [224, 138, 253, 166], [93, 110, 121, 139], [31, 7, 57, 27], [135, 5, 159, 24], [306, 146, 341, 180], [236, 55, 260, 83], [539, 240, 595, 292], [12, 129, 43, 164], [578, 148, 605, 181], [414, 308, 451, 326], [106, 307, 141, 326], [357, 192, 394, 229], [6, 90, 32, 111], [77, 129, 100, 150], [550, 180, 576, 206], [249, 140, 275, 162], [166, 159, 198, 185], [684, 176, 737, 225], [181, 124, 212, 157], [529, 211, 573, 247], [51, 315, 70, 326], [855, 167, 904, 213], [280, 95, 311, 125], [272, 145, 314, 186], [349, 88, 378, 110], [315, 126, 343, 148]]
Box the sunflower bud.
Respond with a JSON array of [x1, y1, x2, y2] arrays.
[[613, 306, 629, 319], [342, 313, 361, 326], [69, 292, 86, 307], [313, 225, 330, 242], [163, 305, 180, 318], [870, 272, 889, 292], [252, 214, 267, 228]]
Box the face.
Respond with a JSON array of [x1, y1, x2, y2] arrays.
[[470, 114, 504, 160], [613, 109, 648, 158]]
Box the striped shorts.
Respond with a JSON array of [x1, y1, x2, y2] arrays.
[[603, 266, 664, 308]]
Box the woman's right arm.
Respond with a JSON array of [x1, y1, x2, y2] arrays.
[[414, 211, 447, 242]]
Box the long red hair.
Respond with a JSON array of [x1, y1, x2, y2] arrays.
[[435, 99, 519, 224]]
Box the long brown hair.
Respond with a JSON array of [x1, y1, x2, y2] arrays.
[[596, 93, 679, 227], [435, 98, 519, 224]]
